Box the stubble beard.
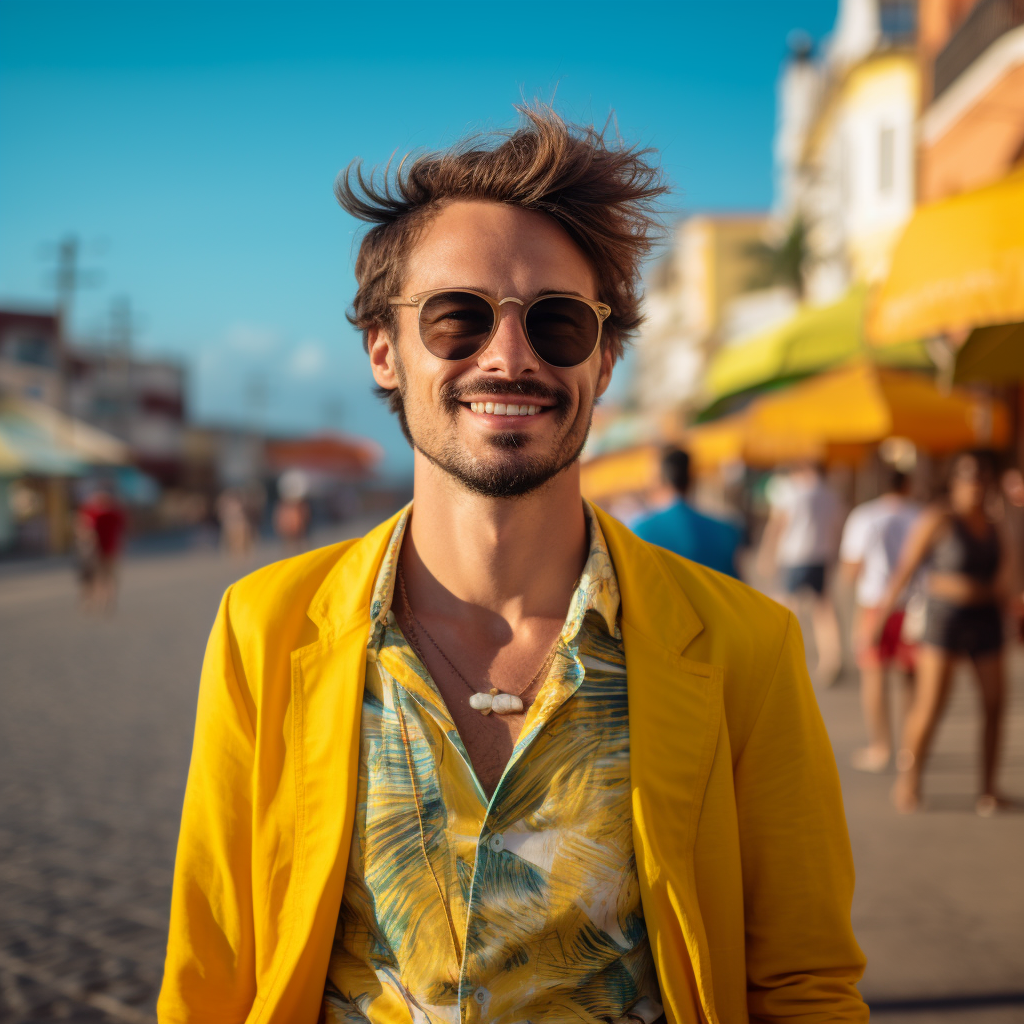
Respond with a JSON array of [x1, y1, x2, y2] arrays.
[[396, 365, 593, 499]]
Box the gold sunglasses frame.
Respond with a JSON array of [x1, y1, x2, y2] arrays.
[[387, 288, 612, 367]]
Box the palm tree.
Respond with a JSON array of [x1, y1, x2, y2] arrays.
[[743, 217, 809, 300]]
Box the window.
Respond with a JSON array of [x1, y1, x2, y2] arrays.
[[880, 0, 916, 43], [879, 126, 895, 195], [13, 335, 56, 368]]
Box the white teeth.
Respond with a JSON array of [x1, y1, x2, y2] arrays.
[[468, 401, 543, 416]]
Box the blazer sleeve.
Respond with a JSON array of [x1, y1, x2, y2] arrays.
[[733, 611, 868, 1024], [158, 586, 258, 1023]]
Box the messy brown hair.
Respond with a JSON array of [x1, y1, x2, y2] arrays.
[[335, 105, 668, 367]]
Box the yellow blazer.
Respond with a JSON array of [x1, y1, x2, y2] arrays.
[[158, 506, 867, 1024]]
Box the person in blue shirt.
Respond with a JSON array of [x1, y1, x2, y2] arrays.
[[632, 447, 743, 577]]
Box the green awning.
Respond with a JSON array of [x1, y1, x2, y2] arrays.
[[0, 398, 130, 476], [703, 286, 931, 413]]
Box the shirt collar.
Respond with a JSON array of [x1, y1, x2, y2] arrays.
[[369, 504, 410, 631], [367, 500, 621, 642], [561, 501, 622, 642]]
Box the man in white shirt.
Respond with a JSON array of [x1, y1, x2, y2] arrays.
[[839, 468, 921, 772], [760, 463, 845, 686]]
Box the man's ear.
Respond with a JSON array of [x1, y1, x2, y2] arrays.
[[368, 326, 399, 391], [594, 344, 615, 399]]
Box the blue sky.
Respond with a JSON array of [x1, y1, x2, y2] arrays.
[[0, 0, 838, 474]]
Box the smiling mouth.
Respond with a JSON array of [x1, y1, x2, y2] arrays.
[[466, 401, 546, 417]]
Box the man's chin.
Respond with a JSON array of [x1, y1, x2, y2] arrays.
[[485, 430, 534, 450], [417, 440, 577, 500]]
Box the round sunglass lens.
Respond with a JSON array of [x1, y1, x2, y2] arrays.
[[417, 291, 495, 360], [524, 297, 600, 367]]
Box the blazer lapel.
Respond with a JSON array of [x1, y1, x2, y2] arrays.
[[258, 511, 403, 1018], [595, 507, 723, 1024]]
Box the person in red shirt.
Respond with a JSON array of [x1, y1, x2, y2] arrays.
[[76, 483, 126, 611]]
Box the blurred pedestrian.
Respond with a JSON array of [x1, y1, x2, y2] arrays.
[[839, 467, 921, 772], [216, 488, 253, 557], [75, 481, 126, 612], [632, 446, 743, 576], [876, 453, 1011, 815], [759, 462, 844, 685], [274, 469, 311, 553]]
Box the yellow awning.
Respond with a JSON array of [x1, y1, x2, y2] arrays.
[[687, 413, 830, 469], [705, 286, 929, 405], [688, 363, 1010, 469], [686, 416, 748, 471], [749, 363, 1009, 454], [868, 169, 1024, 345], [580, 444, 661, 502], [954, 322, 1024, 384]]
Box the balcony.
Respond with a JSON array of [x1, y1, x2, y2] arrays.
[[934, 0, 1024, 98]]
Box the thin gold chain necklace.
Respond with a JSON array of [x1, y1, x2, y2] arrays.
[[396, 563, 558, 716]]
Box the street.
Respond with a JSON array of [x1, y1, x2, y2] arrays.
[[1, 532, 1022, 1023]]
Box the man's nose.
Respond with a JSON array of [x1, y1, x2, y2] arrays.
[[476, 304, 541, 376]]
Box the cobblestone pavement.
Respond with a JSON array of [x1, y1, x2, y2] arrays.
[[1, 531, 1023, 1022], [0, 530, 368, 1023]]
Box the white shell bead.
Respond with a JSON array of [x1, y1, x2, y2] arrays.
[[468, 692, 493, 710], [490, 693, 524, 714]]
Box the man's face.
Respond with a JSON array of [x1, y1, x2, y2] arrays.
[[369, 200, 613, 498]]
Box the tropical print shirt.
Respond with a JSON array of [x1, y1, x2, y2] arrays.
[[322, 503, 662, 1024]]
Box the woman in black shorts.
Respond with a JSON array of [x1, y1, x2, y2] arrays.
[[876, 453, 1011, 814]]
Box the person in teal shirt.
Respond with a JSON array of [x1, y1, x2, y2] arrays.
[[633, 447, 743, 577]]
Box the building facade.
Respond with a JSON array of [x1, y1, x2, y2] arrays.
[[68, 349, 187, 486], [0, 310, 61, 406], [776, 0, 919, 301], [918, 0, 1024, 202], [633, 214, 776, 417]]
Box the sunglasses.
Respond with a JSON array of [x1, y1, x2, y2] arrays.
[[387, 289, 611, 368]]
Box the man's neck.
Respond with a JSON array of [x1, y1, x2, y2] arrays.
[[402, 450, 589, 631]]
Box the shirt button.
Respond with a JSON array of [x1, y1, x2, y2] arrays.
[[472, 986, 489, 1004], [486, 832, 504, 853]]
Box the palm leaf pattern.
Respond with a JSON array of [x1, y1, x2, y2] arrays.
[[323, 504, 661, 1024]]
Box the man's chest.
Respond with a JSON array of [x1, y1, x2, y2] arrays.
[[341, 636, 644, 1003]]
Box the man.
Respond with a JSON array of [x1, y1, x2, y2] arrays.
[[159, 108, 865, 1024], [633, 447, 743, 577], [839, 467, 921, 772], [759, 462, 845, 686], [75, 481, 126, 611]]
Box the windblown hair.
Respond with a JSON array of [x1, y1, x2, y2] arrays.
[[335, 105, 669, 364]]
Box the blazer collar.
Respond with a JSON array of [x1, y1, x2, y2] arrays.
[[306, 507, 408, 639]]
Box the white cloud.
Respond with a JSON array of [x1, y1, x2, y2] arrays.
[[288, 339, 328, 377]]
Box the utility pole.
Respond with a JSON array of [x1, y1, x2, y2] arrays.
[[53, 236, 79, 410], [41, 234, 100, 552], [44, 234, 101, 411]]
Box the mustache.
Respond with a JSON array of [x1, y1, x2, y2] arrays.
[[441, 377, 572, 412]]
